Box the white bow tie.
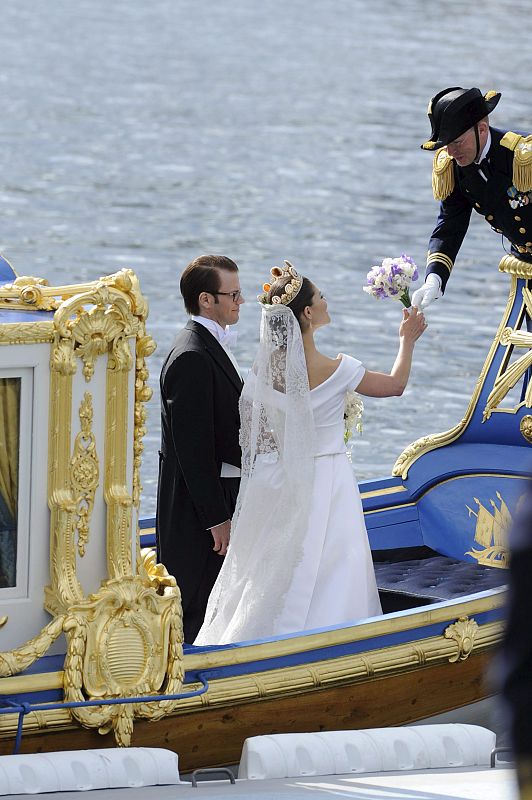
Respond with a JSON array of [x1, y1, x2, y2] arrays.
[[220, 329, 238, 350]]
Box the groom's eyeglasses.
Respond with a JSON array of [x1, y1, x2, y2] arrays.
[[212, 289, 242, 302]]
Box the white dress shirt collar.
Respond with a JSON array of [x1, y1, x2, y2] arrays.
[[191, 315, 228, 343], [475, 129, 492, 164]]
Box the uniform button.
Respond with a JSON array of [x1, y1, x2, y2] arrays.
[[515, 215, 522, 222], [475, 202, 481, 208], [496, 229, 503, 234], [519, 227, 526, 234], [486, 215, 494, 221]]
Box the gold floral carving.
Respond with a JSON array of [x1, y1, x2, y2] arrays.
[[521, 415, 532, 443], [444, 617, 479, 662], [393, 255, 529, 478], [63, 576, 183, 746], [70, 393, 99, 557]]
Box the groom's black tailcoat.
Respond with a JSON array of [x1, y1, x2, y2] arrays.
[[156, 320, 242, 643]]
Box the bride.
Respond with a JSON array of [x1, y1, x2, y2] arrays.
[[194, 262, 427, 645]]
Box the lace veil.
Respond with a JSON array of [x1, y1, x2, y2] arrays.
[[199, 303, 316, 643]]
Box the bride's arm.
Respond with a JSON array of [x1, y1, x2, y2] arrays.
[[356, 307, 427, 398]]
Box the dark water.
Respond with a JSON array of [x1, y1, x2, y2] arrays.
[[0, 1, 530, 514]]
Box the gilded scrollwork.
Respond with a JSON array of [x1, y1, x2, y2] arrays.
[[444, 616, 479, 662], [70, 393, 99, 557]]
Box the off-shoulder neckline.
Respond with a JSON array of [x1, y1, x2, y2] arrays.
[[309, 354, 345, 392]]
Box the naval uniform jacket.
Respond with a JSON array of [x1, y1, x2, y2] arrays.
[[427, 127, 532, 292], [156, 320, 242, 621]]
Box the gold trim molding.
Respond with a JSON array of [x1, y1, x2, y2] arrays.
[[0, 321, 54, 346], [0, 616, 502, 741]]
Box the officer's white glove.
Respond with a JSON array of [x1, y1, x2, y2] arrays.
[[411, 274, 442, 310]]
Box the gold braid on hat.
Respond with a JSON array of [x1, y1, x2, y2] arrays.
[[259, 260, 303, 305]]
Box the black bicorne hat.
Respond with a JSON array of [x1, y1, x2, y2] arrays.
[[421, 87, 501, 151]]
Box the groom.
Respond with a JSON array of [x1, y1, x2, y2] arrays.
[[156, 254, 244, 643]]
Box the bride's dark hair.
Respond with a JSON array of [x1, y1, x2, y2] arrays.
[[266, 275, 314, 323]]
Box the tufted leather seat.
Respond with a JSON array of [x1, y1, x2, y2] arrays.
[[373, 551, 507, 612]]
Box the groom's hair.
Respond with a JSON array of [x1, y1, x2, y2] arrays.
[[180, 254, 239, 315]]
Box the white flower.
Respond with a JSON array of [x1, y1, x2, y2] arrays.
[[344, 390, 364, 447], [363, 254, 419, 307]]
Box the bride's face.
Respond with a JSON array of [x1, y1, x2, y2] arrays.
[[307, 284, 330, 329]]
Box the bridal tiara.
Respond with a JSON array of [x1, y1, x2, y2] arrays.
[[258, 260, 303, 306]]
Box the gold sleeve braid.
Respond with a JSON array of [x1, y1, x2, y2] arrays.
[[427, 252, 453, 274], [432, 148, 455, 200], [500, 131, 532, 192]]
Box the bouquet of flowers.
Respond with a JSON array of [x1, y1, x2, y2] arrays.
[[344, 390, 364, 455], [363, 254, 418, 308]]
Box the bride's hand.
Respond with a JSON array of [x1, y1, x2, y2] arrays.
[[399, 306, 427, 343]]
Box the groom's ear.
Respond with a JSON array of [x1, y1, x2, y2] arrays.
[[198, 291, 211, 310]]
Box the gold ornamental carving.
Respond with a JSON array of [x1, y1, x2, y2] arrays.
[[0, 275, 58, 312], [70, 393, 99, 557], [521, 415, 532, 443], [0, 268, 184, 747], [444, 617, 479, 662], [46, 268, 156, 611], [63, 576, 183, 746]]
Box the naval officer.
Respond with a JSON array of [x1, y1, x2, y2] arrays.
[[412, 87, 532, 309]]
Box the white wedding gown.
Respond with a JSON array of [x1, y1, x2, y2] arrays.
[[194, 354, 382, 646]]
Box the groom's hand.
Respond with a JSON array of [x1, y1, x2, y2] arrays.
[[210, 520, 231, 556]]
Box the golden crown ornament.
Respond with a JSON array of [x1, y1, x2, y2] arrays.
[[259, 260, 303, 305]]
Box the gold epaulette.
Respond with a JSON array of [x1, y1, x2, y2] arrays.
[[500, 131, 532, 192], [432, 147, 455, 200]]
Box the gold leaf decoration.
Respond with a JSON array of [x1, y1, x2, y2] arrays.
[[70, 393, 99, 557], [444, 617, 479, 662]]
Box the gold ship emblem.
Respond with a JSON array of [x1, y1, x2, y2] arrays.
[[465, 492, 511, 569]]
